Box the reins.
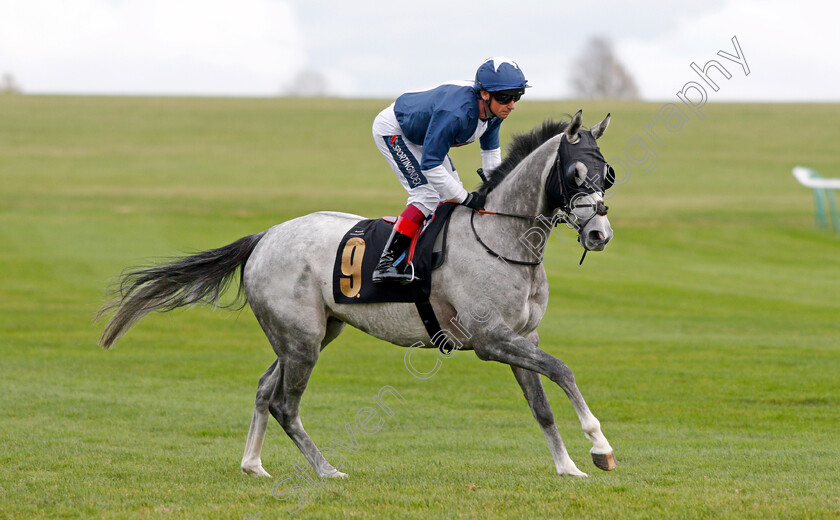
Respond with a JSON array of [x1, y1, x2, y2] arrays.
[[470, 200, 608, 267], [476, 209, 541, 220], [469, 209, 544, 265]]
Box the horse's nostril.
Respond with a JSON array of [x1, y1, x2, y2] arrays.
[[589, 230, 606, 243]]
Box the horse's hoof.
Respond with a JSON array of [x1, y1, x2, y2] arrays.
[[241, 465, 272, 478], [591, 451, 617, 471], [327, 470, 348, 479], [561, 467, 589, 478]]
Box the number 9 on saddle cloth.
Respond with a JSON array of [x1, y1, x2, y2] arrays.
[[332, 202, 458, 305]]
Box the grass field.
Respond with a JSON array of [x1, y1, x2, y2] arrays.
[[1, 95, 838, 519]]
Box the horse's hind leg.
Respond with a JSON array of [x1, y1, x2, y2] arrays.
[[241, 359, 281, 477], [267, 341, 347, 478], [261, 312, 346, 478], [240, 318, 345, 478]]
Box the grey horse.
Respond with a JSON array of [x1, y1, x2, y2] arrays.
[[98, 110, 617, 479]]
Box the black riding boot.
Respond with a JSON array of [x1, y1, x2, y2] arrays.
[[372, 229, 415, 284]]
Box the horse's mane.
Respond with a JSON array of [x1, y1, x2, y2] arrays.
[[477, 117, 571, 195]]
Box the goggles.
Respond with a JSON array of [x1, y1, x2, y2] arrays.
[[491, 89, 524, 104]]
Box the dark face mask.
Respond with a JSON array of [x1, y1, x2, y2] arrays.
[[546, 131, 613, 209]]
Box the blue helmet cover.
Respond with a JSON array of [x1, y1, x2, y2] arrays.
[[474, 56, 530, 92]]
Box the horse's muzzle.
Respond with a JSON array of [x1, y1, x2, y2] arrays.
[[585, 229, 610, 251]]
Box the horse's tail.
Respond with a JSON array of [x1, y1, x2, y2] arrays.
[[97, 232, 266, 349]]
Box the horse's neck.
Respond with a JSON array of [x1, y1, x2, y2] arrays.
[[478, 146, 556, 260], [485, 149, 553, 219]]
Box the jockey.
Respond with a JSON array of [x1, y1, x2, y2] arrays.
[[371, 56, 529, 284]]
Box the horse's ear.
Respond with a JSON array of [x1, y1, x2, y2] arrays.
[[590, 113, 611, 140], [565, 110, 583, 143]]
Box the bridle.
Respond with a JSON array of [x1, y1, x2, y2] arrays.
[[470, 143, 609, 266]]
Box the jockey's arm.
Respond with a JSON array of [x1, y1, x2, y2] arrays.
[[481, 148, 502, 173], [479, 119, 503, 173], [421, 164, 469, 203]]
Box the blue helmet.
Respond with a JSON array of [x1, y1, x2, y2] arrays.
[[473, 56, 530, 92]]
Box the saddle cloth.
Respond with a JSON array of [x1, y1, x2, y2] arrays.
[[332, 202, 458, 304]]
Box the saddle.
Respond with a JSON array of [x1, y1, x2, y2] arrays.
[[332, 202, 459, 354], [332, 202, 457, 305]]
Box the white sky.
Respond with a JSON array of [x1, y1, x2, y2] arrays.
[[0, 0, 837, 101]]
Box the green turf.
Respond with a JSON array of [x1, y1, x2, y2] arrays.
[[1, 95, 838, 519]]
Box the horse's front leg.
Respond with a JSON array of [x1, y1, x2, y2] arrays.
[[474, 324, 616, 472], [511, 359, 587, 476]]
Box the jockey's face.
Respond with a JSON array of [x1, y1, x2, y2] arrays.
[[481, 90, 516, 119]]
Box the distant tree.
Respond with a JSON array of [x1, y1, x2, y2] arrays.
[[569, 37, 639, 100], [283, 69, 328, 98], [1, 73, 21, 94]]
